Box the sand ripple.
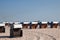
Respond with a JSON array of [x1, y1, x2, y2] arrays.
[[23, 31, 56, 40]]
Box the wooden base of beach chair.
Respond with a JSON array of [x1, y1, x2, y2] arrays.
[[23, 24, 30, 29], [41, 24, 47, 28], [13, 28, 22, 37], [31, 24, 38, 29], [0, 27, 5, 33]]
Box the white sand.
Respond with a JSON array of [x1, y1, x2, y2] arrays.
[[0, 28, 60, 40]]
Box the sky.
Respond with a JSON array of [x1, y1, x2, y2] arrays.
[[0, 0, 60, 22]]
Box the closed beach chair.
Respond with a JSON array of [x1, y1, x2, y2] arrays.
[[22, 22, 30, 29], [31, 22, 38, 29], [12, 23, 22, 37], [52, 22, 58, 28], [41, 22, 48, 28]]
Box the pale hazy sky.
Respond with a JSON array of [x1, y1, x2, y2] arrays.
[[0, 0, 60, 22]]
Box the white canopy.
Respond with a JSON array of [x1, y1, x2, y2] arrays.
[[0, 23, 5, 26], [14, 24, 22, 28], [53, 22, 59, 24], [41, 22, 48, 24], [32, 22, 38, 24]]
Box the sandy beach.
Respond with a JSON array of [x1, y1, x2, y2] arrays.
[[0, 28, 59, 40]]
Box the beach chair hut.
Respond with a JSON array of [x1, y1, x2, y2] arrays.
[[52, 22, 59, 28], [12, 23, 22, 37], [22, 22, 30, 29], [31, 22, 38, 29], [41, 22, 48, 28], [0, 23, 5, 33]]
